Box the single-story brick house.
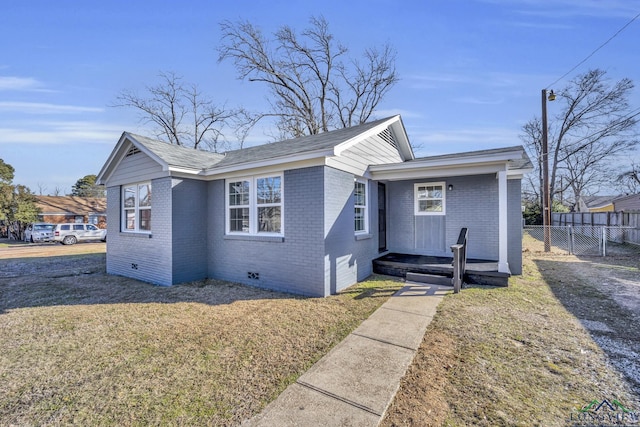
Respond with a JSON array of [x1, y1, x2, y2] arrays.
[[35, 196, 107, 228], [97, 115, 531, 296]]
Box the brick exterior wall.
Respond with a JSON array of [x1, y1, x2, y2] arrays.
[[207, 167, 328, 296], [323, 167, 376, 293], [105, 167, 524, 293], [105, 176, 173, 286], [387, 175, 500, 260], [171, 178, 209, 283], [204, 166, 376, 296]]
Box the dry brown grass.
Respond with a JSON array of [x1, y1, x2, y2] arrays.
[[382, 235, 640, 426], [0, 243, 402, 425]]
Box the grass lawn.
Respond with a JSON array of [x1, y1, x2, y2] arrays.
[[3, 238, 639, 426], [382, 235, 640, 426], [0, 247, 402, 426]]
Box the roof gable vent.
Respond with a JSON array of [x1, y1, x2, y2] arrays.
[[126, 145, 141, 157], [377, 128, 397, 149]]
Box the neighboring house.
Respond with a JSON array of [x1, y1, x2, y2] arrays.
[[576, 195, 617, 213], [35, 196, 107, 228], [97, 115, 531, 297], [613, 193, 640, 212]]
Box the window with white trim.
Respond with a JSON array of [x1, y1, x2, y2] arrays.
[[122, 182, 152, 232], [414, 182, 446, 215], [354, 179, 368, 233], [226, 175, 282, 235]]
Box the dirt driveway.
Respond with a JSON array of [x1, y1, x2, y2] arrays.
[[526, 240, 640, 394]]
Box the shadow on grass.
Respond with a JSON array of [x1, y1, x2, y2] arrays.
[[345, 274, 404, 300], [534, 254, 640, 396], [0, 255, 402, 314]]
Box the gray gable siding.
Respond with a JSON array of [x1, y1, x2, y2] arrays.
[[207, 166, 327, 296], [105, 176, 173, 285], [171, 178, 209, 283], [108, 148, 165, 187]]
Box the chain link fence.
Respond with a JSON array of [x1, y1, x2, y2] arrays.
[[523, 225, 639, 256]]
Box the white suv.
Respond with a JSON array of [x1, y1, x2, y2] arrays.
[[53, 223, 107, 245]]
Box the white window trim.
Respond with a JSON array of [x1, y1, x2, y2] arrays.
[[121, 181, 152, 233], [354, 178, 369, 234], [414, 182, 446, 216], [225, 173, 284, 236]]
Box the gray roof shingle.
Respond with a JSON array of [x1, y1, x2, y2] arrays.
[[126, 133, 226, 170], [128, 116, 395, 170], [214, 117, 394, 168]]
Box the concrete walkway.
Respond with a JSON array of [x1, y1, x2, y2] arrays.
[[243, 283, 451, 427]]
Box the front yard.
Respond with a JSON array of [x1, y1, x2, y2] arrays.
[[1, 237, 639, 426], [0, 242, 402, 425], [382, 235, 640, 426]]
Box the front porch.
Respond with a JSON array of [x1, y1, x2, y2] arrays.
[[373, 253, 510, 287]]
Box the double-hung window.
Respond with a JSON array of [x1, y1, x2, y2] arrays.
[[122, 182, 152, 232], [414, 182, 445, 215], [354, 179, 368, 233], [227, 175, 282, 235]]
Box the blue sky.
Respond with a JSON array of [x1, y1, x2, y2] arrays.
[[1, 0, 639, 194]]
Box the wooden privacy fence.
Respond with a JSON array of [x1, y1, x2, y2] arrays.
[[552, 211, 640, 246]]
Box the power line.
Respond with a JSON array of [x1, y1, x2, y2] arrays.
[[546, 10, 640, 89], [557, 106, 640, 150]]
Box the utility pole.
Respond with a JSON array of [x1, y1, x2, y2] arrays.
[[541, 89, 555, 252]]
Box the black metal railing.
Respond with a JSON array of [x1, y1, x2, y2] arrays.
[[451, 228, 468, 293]]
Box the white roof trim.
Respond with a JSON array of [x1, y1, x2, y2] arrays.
[[371, 149, 524, 172], [370, 148, 528, 181]]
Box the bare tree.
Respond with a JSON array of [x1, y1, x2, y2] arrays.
[[114, 72, 238, 151], [617, 162, 640, 193], [521, 69, 639, 208], [36, 182, 47, 196], [218, 16, 398, 139]]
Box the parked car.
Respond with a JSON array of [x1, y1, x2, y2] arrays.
[[53, 223, 107, 245], [24, 223, 55, 243]]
